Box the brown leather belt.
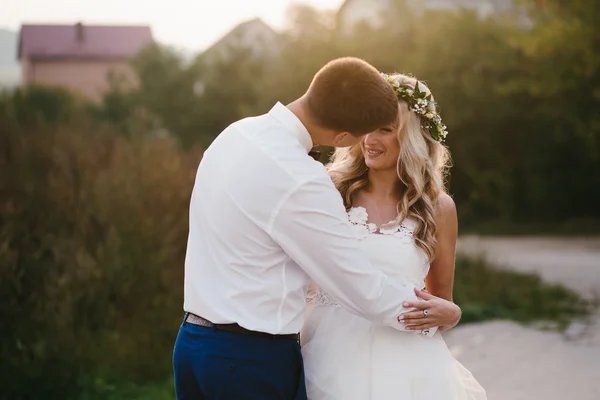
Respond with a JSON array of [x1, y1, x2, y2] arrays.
[[185, 313, 299, 341]]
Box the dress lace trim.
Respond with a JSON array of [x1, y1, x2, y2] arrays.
[[348, 206, 415, 242], [306, 289, 342, 308]]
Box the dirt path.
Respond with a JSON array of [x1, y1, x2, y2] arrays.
[[444, 236, 600, 400]]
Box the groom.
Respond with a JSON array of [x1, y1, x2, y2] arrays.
[[173, 57, 420, 399]]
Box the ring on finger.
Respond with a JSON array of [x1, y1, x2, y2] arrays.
[[423, 309, 429, 318]]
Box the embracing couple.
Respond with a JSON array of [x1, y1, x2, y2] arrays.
[[172, 57, 487, 400]]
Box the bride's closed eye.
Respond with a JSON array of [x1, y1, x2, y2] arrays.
[[379, 127, 395, 133]]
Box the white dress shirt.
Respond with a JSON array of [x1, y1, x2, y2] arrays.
[[184, 102, 417, 334]]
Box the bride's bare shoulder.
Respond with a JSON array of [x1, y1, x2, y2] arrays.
[[435, 192, 458, 229], [436, 193, 456, 213]]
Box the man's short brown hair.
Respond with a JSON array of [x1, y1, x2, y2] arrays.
[[306, 57, 399, 136]]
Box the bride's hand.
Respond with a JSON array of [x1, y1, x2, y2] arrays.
[[398, 288, 461, 332]]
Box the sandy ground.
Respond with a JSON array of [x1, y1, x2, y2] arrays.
[[443, 236, 600, 400]]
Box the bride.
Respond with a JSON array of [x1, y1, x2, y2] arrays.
[[301, 73, 486, 399]]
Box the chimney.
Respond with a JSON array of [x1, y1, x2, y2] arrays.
[[76, 22, 84, 42]]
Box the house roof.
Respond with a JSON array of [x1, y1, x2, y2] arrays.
[[337, 0, 352, 15], [18, 23, 154, 60], [202, 18, 280, 57]]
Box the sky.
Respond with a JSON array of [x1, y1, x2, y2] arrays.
[[1, 0, 346, 52]]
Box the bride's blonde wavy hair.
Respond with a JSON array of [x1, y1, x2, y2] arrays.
[[327, 73, 451, 261]]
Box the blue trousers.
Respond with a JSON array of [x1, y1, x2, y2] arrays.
[[173, 319, 307, 399]]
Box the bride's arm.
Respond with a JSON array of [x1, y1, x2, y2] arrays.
[[427, 193, 461, 331], [426, 193, 458, 302], [400, 193, 462, 333]]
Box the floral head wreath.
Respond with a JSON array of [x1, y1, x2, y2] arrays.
[[380, 73, 448, 143]]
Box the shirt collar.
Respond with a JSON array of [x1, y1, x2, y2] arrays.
[[268, 102, 313, 153]]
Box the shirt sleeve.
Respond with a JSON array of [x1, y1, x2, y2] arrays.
[[268, 177, 417, 330]]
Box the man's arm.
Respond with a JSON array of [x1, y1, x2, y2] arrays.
[[268, 177, 416, 330]]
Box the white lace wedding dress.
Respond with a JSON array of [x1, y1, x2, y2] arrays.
[[301, 207, 486, 400]]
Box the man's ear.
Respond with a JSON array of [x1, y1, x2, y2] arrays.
[[332, 131, 361, 148], [332, 132, 348, 147], [332, 131, 355, 147]]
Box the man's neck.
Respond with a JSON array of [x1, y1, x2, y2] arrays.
[[287, 96, 326, 147]]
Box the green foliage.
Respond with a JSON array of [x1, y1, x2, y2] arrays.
[[7, 85, 82, 127], [454, 257, 589, 328], [95, 43, 278, 149], [79, 375, 174, 400], [0, 105, 201, 399]]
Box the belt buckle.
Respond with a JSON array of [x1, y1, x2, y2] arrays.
[[187, 313, 213, 328]]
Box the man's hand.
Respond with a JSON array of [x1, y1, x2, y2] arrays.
[[397, 288, 461, 332]]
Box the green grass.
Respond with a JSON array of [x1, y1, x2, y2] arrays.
[[460, 219, 600, 236], [80, 375, 174, 400], [454, 256, 591, 329]]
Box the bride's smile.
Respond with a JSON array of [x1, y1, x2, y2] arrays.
[[362, 125, 400, 171]]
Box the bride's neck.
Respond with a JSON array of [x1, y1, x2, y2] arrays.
[[365, 169, 401, 205]]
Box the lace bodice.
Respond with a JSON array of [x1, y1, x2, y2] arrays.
[[307, 207, 430, 308], [347, 206, 416, 241]]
